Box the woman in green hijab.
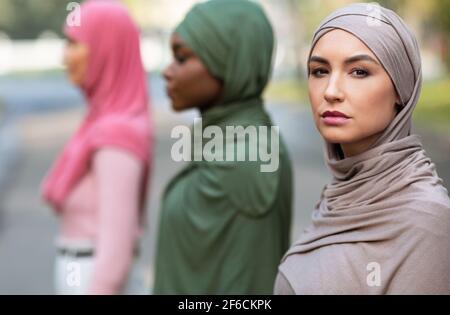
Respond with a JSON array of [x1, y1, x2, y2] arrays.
[[154, 0, 293, 294]]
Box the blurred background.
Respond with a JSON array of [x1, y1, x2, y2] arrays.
[[0, 0, 449, 294]]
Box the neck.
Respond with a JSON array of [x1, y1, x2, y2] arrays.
[[340, 132, 383, 158]]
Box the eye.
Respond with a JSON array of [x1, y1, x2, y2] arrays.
[[310, 68, 329, 77], [350, 68, 370, 78], [175, 54, 188, 64]]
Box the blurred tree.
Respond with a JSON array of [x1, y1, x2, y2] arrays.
[[433, 0, 450, 70], [0, 0, 81, 39], [377, 0, 407, 11], [434, 0, 450, 32], [376, 0, 450, 71], [294, 0, 354, 39]]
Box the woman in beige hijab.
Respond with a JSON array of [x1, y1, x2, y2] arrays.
[[275, 3, 450, 294]]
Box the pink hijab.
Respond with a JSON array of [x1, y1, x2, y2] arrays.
[[41, 0, 152, 213]]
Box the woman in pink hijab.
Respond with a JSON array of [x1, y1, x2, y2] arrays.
[[41, 0, 152, 294]]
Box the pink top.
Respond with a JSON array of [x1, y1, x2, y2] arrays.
[[61, 148, 144, 294]]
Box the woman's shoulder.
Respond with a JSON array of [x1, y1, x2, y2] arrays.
[[400, 190, 450, 238]]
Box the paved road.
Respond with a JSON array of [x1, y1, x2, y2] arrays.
[[0, 75, 448, 294]]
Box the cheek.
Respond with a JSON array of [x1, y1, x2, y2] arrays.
[[353, 80, 395, 123], [64, 50, 77, 72], [310, 75, 397, 144], [347, 78, 396, 138], [65, 49, 88, 81], [172, 62, 220, 109], [77, 51, 89, 76], [308, 79, 325, 121], [308, 81, 318, 109]]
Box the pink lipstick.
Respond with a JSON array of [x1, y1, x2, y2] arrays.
[[321, 111, 350, 126]]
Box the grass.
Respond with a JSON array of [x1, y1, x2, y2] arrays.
[[414, 78, 450, 134]]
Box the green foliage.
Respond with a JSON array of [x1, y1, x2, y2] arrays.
[[434, 0, 450, 32], [414, 78, 450, 132], [376, 0, 408, 11], [265, 79, 308, 105], [0, 0, 81, 39]]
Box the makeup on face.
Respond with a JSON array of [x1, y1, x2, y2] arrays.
[[321, 110, 351, 126], [308, 54, 379, 80], [307, 29, 399, 157]]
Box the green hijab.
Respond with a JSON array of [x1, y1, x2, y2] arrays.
[[176, 0, 281, 215], [175, 0, 274, 105], [154, 0, 292, 294]]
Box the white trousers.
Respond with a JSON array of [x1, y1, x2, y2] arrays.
[[54, 240, 149, 295]]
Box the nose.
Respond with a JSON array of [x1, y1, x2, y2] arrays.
[[324, 75, 344, 103], [63, 47, 70, 67], [163, 63, 174, 82]]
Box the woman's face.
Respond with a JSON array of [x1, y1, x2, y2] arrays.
[[308, 29, 400, 157], [164, 33, 223, 111], [64, 39, 89, 87]]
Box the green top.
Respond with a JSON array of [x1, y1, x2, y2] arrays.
[[154, 0, 293, 294]]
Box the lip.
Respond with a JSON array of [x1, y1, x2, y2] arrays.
[[321, 110, 351, 126]]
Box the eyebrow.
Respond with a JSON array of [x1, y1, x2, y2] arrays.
[[345, 54, 380, 65], [309, 54, 380, 66], [172, 43, 183, 52], [172, 42, 194, 56]]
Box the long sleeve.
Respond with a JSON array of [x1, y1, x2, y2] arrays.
[[88, 148, 144, 295]]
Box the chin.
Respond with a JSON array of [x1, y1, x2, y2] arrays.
[[171, 106, 184, 112], [67, 74, 82, 87], [170, 96, 197, 111], [319, 128, 353, 144], [171, 101, 188, 112]]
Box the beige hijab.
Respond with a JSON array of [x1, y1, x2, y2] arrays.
[[276, 3, 450, 294]]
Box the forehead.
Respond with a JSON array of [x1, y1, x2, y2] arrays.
[[311, 29, 377, 60]]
